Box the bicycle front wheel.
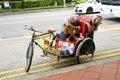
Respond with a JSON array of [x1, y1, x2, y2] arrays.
[[25, 42, 34, 72]]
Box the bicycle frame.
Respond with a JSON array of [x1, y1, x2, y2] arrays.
[[29, 29, 60, 59]]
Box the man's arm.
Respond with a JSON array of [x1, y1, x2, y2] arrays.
[[64, 22, 76, 29]]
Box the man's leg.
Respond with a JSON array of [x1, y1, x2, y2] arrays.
[[64, 26, 80, 41], [59, 31, 68, 40]]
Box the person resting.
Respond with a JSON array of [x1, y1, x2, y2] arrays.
[[59, 16, 83, 42]]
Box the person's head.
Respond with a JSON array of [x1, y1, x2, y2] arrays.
[[70, 16, 80, 26]]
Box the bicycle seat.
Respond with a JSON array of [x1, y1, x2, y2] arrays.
[[48, 29, 55, 33]]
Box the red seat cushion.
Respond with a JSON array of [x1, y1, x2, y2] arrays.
[[79, 15, 96, 38]]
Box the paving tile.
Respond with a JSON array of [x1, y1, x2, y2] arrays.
[[68, 71, 85, 77], [75, 68, 87, 72], [55, 72, 69, 77], [64, 76, 81, 80], [96, 64, 104, 67], [82, 71, 100, 79], [109, 61, 119, 64], [48, 75, 65, 80], [102, 67, 117, 74], [118, 64, 120, 69], [87, 66, 103, 73], [117, 69, 120, 75], [98, 73, 116, 80], [69, 69, 86, 75], [35, 60, 120, 80], [103, 62, 118, 69], [116, 75, 120, 80], [36, 76, 50, 80], [78, 68, 88, 71], [80, 77, 97, 80]]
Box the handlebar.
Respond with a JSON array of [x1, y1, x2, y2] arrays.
[[24, 25, 58, 37], [24, 25, 42, 33]]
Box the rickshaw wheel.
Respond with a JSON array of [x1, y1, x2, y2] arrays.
[[75, 38, 95, 64], [50, 34, 59, 48]]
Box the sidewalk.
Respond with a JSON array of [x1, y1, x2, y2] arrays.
[[36, 60, 120, 80]]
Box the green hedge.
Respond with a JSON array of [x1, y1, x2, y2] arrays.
[[0, 0, 63, 9], [0, 0, 86, 9], [0, 1, 3, 8], [77, 0, 86, 3], [9, 0, 54, 9]]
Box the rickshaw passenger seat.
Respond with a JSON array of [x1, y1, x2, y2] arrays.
[[79, 22, 88, 38], [80, 15, 93, 26], [79, 15, 93, 38]]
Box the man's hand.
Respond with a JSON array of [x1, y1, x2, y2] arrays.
[[73, 27, 77, 30]]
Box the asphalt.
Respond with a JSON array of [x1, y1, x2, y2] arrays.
[[1, 8, 120, 80]]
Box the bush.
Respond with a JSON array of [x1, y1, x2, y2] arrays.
[[8, 0, 65, 9], [10, 1, 22, 9], [0, 1, 4, 8], [76, 0, 86, 3], [55, 0, 63, 5], [0, 0, 86, 9]]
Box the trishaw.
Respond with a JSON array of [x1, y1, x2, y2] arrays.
[[25, 15, 102, 72]]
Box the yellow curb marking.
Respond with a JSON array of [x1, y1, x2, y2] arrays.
[[95, 48, 120, 55], [0, 37, 3, 42], [0, 48, 120, 79], [0, 62, 76, 80], [0, 57, 75, 75], [93, 52, 120, 60], [107, 27, 120, 31], [23, 34, 32, 39], [0, 48, 120, 75], [100, 23, 109, 27]]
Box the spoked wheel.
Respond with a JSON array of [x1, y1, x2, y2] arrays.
[[76, 38, 95, 64], [50, 34, 59, 48], [50, 34, 62, 61], [25, 42, 34, 72]]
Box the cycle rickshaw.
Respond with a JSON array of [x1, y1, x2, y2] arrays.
[[25, 15, 102, 72]]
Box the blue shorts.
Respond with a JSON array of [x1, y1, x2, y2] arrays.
[[59, 31, 69, 40]]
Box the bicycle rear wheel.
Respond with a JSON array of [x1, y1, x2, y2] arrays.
[[25, 42, 34, 72]]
